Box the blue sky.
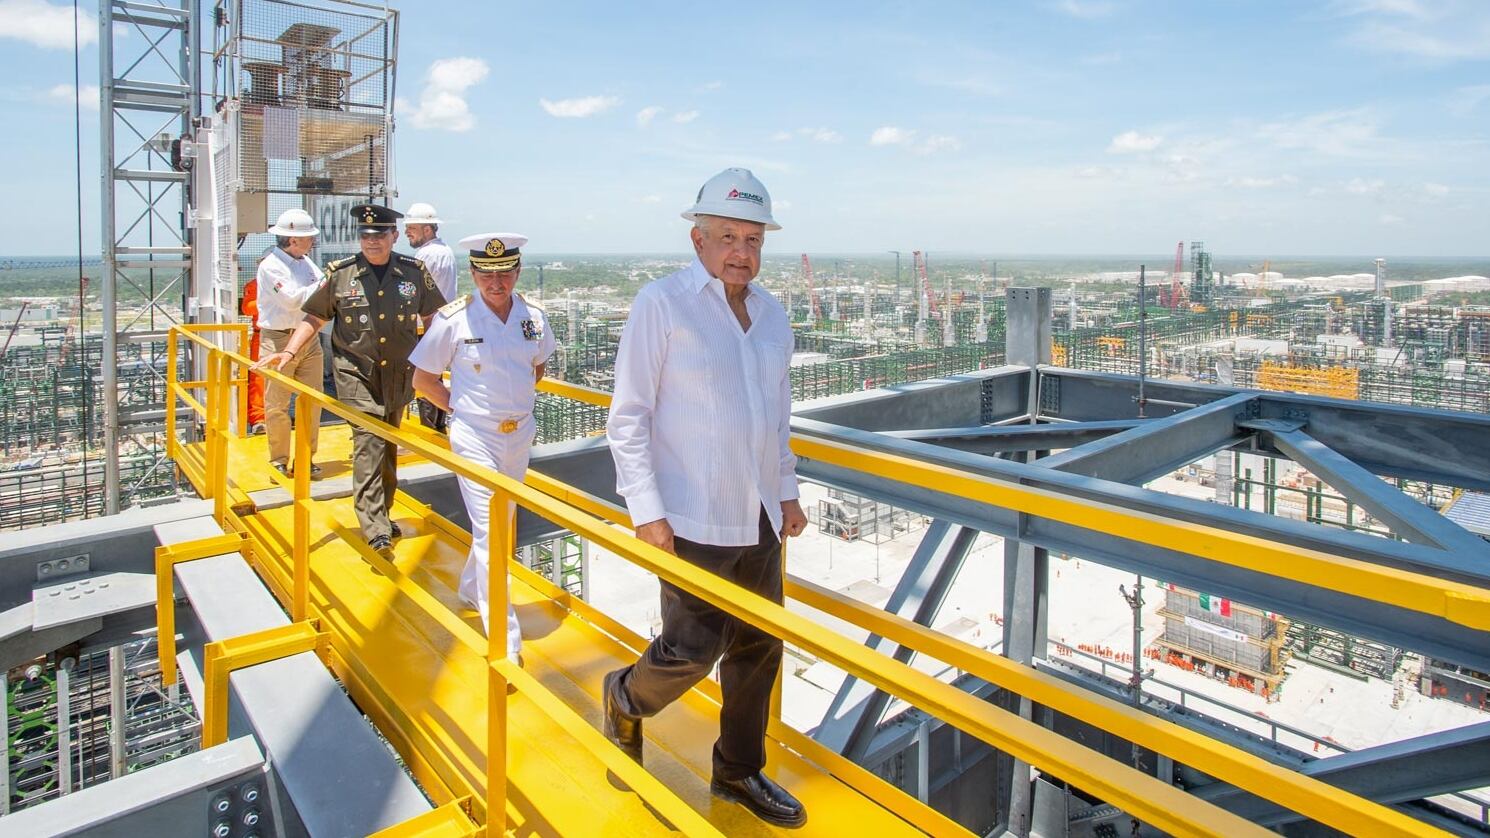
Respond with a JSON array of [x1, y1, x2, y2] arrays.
[[2, 0, 1487, 256]]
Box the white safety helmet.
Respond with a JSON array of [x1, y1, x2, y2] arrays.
[[681, 167, 781, 230], [403, 202, 443, 225], [267, 208, 319, 237]]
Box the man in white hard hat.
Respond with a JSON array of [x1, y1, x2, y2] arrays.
[[603, 168, 807, 828], [255, 208, 326, 478], [404, 202, 457, 434], [410, 233, 554, 663]]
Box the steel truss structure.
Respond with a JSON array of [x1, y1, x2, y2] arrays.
[[99, 0, 202, 515]]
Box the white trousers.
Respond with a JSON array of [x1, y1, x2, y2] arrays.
[[450, 414, 535, 659]]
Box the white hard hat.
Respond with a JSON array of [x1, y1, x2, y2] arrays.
[[267, 208, 318, 237], [404, 202, 443, 225], [681, 167, 781, 230]]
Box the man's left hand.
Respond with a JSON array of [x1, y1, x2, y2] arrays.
[[780, 499, 807, 538]]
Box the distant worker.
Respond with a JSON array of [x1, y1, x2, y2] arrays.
[[256, 204, 446, 553], [254, 208, 326, 477], [603, 168, 807, 827], [238, 274, 265, 433], [405, 202, 457, 435], [410, 232, 554, 662]]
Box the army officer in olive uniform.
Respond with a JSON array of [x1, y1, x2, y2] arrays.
[[256, 204, 447, 552], [410, 233, 554, 660]]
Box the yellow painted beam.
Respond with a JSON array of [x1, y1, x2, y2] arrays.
[[791, 434, 1490, 632], [381, 800, 480, 838], [201, 621, 328, 747], [513, 472, 1445, 836], [154, 532, 248, 686], [368, 799, 479, 838]]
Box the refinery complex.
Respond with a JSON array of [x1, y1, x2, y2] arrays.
[[0, 0, 1486, 836]]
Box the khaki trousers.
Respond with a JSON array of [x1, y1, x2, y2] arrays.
[[261, 328, 323, 466]]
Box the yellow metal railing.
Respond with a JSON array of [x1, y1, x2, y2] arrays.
[[525, 377, 1480, 837], [160, 326, 1474, 836]]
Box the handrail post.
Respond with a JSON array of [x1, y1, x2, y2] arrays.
[[202, 347, 220, 501], [486, 486, 515, 833], [166, 328, 178, 462], [211, 351, 230, 523], [236, 325, 250, 439], [292, 403, 313, 621]]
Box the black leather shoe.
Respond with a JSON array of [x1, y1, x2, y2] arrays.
[[711, 773, 806, 828], [602, 670, 643, 764], [390, 522, 403, 539], [368, 534, 392, 552]]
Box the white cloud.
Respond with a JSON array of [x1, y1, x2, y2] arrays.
[[1379, 212, 1404, 225], [47, 82, 97, 110], [1075, 165, 1123, 179], [639, 194, 662, 204], [1081, 51, 1123, 65], [671, 109, 699, 124], [1422, 181, 1450, 196], [1052, 0, 1117, 19], [918, 134, 963, 154], [1336, 0, 1490, 61], [1260, 108, 1386, 158], [699, 80, 724, 92], [769, 130, 793, 142], [0, 0, 95, 50], [1225, 174, 1298, 189], [540, 94, 621, 118], [1107, 130, 1162, 153], [635, 105, 663, 126], [1447, 84, 1490, 116], [408, 57, 488, 132], [1345, 177, 1385, 194], [869, 126, 960, 155], [870, 126, 912, 146]]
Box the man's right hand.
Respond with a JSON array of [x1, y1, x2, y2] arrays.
[[635, 519, 675, 555], [253, 350, 292, 372]]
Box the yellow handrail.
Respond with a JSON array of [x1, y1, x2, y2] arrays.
[[534, 377, 1490, 633], [167, 327, 1455, 837], [524, 378, 1471, 836]]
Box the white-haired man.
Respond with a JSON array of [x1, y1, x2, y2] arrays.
[[604, 168, 807, 828], [255, 208, 326, 477]]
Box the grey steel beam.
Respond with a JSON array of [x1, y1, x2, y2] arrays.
[[885, 419, 1146, 455], [795, 366, 1030, 431], [1193, 722, 1490, 827], [1042, 368, 1490, 490], [1038, 393, 1256, 484], [789, 418, 1490, 673], [159, 516, 429, 835], [1269, 427, 1490, 558], [815, 520, 979, 757], [0, 737, 279, 838]]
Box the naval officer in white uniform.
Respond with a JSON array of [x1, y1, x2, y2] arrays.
[[409, 233, 555, 660]]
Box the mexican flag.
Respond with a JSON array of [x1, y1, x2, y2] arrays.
[[1199, 593, 1231, 617]]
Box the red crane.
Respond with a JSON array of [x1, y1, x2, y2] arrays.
[[914, 250, 939, 317], [1161, 240, 1187, 312], [800, 253, 822, 322]]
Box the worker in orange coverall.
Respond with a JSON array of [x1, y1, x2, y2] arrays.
[[239, 275, 266, 433]]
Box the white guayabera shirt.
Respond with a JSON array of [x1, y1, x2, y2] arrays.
[[607, 259, 799, 547], [415, 237, 458, 303]]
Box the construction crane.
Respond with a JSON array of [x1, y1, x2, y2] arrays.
[[1, 301, 28, 358], [800, 253, 823, 323], [914, 250, 938, 317], [1161, 241, 1187, 312]]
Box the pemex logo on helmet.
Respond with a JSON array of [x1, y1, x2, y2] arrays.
[[726, 187, 764, 205]]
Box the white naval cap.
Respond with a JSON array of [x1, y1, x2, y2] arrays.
[[459, 232, 528, 272]]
